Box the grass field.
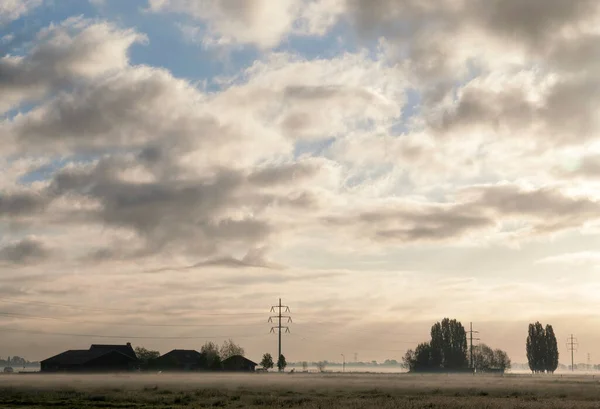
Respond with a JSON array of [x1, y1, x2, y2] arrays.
[[1, 373, 600, 408]]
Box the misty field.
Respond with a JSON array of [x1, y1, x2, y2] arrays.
[[1, 373, 600, 408]]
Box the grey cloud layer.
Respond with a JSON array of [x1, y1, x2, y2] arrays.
[[325, 184, 600, 244], [0, 238, 50, 265]]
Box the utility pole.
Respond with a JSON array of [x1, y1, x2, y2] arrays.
[[269, 298, 292, 371], [467, 322, 480, 370], [354, 353, 358, 363], [566, 334, 578, 371], [587, 353, 591, 371]]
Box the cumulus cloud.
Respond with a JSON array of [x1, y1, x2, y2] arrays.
[[0, 17, 146, 113]]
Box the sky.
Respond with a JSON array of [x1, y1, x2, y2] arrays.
[[2, 0, 600, 366]]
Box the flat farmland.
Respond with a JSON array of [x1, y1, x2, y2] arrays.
[[1, 372, 600, 408]]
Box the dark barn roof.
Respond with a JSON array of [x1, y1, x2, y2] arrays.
[[42, 349, 108, 365], [222, 355, 257, 370], [90, 343, 136, 359], [42, 344, 138, 366], [156, 349, 203, 363]]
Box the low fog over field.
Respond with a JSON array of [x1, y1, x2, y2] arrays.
[[2, 373, 600, 408]]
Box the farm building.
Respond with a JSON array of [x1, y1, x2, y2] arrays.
[[151, 349, 206, 371], [222, 355, 257, 372], [41, 343, 138, 373]]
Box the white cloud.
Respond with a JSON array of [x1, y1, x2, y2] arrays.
[[0, 0, 42, 23], [537, 251, 600, 266], [148, 0, 343, 49]]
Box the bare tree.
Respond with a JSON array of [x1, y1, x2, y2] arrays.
[[220, 339, 245, 360], [316, 361, 327, 372]]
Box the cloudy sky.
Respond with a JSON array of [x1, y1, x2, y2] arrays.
[[2, 0, 600, 365]]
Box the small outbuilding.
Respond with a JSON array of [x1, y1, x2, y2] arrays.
[[222, 355, 257, 372]]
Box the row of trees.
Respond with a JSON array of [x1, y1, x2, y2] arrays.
[[0, 356, 39, 368], [526, 322, 559, 373], [403, 318, 511, 372], [259, 353, 287, 371]]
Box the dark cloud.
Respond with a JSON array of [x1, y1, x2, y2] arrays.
[[0, 238, 50, 265], [12, 67, 209, 153], [145, 247, 285, 273], [469, 184, 599, 218], [325, 184, 600, 244], [467, 0, 598, 49], [0, 192, 47, 217], [248, 161, 320, 186], [37, 150, 321, 260]]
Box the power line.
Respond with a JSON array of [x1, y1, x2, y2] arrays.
[[0, 297, 264, 316], [0, 327, 268, 340], [0, 311, 263, 327], [467, 322, 480, 369], [567, 334, 578, 371], [269, 298, 291, 371]]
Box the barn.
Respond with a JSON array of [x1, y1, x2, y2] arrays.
[[41, 343, 138, 373], [151, 349, 206, 371], [222, 355, 257, 372]]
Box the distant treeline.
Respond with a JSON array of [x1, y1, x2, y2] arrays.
[[288, 360, 405, 367], [0, 356, 40, 368]]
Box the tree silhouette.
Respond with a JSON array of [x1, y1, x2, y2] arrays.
[[526, 321, 557, 373], [201, 342, 220, 370], [219, 339, 245, 360], [430, 318, 468, 369], [430, 322, 443, 368], [134, 346, 160, 369], [260, 353, 274, 370], [277, 354, 287, 371], [526, 323, 536, 372], [545, 324, 559, 373]]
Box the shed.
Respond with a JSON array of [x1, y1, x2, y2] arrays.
[[152, 350, 206, 371], [222, 355, 257, 372]]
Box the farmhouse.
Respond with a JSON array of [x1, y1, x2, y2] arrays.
[[41, 343, 138, 373], [151, 349, 206, 371], [222, 355, 257, 372]]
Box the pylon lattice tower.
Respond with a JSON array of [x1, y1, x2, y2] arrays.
[[269, 298, 292, 371], [567, 334, 578, 372]]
